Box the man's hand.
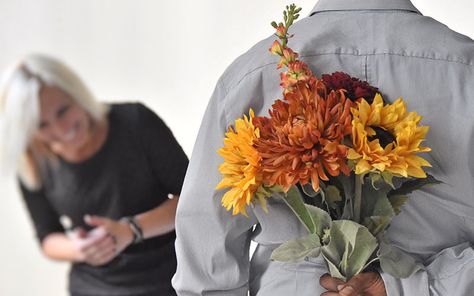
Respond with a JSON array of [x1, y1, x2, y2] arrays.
[[319, 272, 387, 296]]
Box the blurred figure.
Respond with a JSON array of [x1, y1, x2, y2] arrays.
[[0, 54, 188, 296]]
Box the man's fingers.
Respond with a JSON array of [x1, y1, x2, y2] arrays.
[[347, 272, 377, 291], [320, 274, 345, 291], [337, 272, 381, 296], [338, 285, 357, 296], [320, 292, 342, 296], [319, 277, 357, 296]]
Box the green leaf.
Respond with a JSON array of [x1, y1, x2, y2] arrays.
[[281, 186, 315, 234], [321, 220, 378, 281], [305, 205, 332, 238], [282, 186, 333, 239], [363, 216, 391, 238], [340, 221, 378, 279], [381, 172, 396, 189], [320, 222, 345, 273], [336, 174, 355, 220], [322, 252, 346, 281], [271, 234, 321, 262], [388, 194, 408, 215], [360, 181, 391, 222], [360, 191, 395, 237], [373, 196, 396, 217], [325, 185, 342, 209], [378, 242, 423, 278], [388, 174, 442, 197], [369, 173, 384, 190], [255, 185, 284, 203]]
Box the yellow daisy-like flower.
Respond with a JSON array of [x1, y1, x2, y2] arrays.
[[348, 93, 432, 178], [216, 109, 267, 216]]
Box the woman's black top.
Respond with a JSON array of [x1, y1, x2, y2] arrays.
[[20, 103, 189, 296]]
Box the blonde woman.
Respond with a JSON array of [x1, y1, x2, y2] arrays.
[[0, 54, 188, 296]]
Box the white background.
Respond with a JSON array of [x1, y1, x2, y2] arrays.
[[0, 1, 472, 295]]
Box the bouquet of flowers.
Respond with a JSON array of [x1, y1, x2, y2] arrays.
[[216, 4, 440, 281]]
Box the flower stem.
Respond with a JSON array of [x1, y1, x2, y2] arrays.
[[354, 174, 362, 223], [282, 186, 315, 234]]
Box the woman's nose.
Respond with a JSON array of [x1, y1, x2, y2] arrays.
[[51, 120, 71, 140]]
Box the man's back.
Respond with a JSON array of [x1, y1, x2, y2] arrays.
[[173, 1, 474, 295]]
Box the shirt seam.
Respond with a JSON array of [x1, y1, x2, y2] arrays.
[[364, 55, 369, 81], [218, 78, 231, 127], [303, 52, 474, 67], [222, 62, 278, 116], [223, 51, 473, 95], [311, 9, 421, 16]]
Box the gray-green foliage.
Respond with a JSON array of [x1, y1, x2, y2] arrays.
[[271, 234, 321, 262], [271, 171, 439, 281], [321, 220, 378, 281], [378, 241, 423, 278]]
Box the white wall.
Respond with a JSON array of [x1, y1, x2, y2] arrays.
[[0, 1, 472, 295]]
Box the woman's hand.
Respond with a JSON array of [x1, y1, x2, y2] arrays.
[[85, 215, 134, 253], [319, 272, 387, 296], [69, 226, 117, 266], [69, 215, 134, 266]]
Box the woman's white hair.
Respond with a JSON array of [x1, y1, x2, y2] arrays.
[[0, 54, 108, 190]]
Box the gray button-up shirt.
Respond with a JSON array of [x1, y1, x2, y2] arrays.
[[173, 0, 474, 295]]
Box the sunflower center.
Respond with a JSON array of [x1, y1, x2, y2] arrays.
[[368, 126, 396, 148]]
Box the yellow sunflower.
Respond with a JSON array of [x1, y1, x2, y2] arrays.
[[216, 109, 268, 216], [348, 94, 431, 178]]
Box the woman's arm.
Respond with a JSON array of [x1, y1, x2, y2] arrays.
[[79, 195, 179, 265], [42, 195, 178, 266], [134, 195, 179, 239], [41, 232, 80, 261], [85, 196, 179, 244]]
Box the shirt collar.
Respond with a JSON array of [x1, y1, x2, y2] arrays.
[[310, 0, 421, 15]]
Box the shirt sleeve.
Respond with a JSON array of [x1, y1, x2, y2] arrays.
[[19, 181, 64, 243], [381, 243, 474, 296], [172, 80, 258, 295], [136, 103, 189, 196]]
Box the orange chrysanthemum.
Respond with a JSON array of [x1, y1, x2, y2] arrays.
[[253, 80, 353, 192]]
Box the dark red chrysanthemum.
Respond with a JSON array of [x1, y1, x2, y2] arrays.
[[321, 72, 379, 103]]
